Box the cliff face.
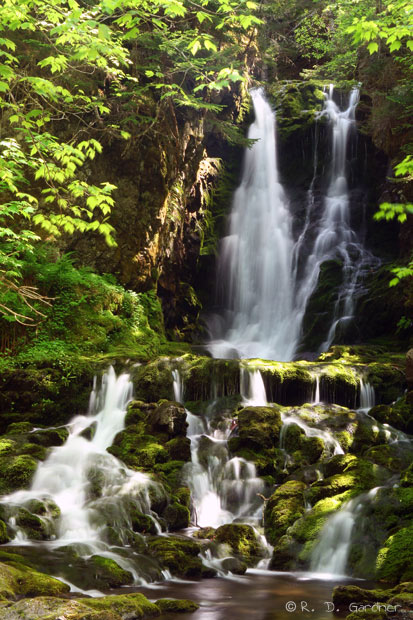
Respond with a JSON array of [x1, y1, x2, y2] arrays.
[[65, 97, 210, 335]]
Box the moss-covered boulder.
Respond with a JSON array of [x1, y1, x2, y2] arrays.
[[147, 535, 206, 578], [88, 555, 134, 588], [164, 502, 190, 531], [0, 561, 70, 599], [82, 592, 160, 618], [131, 359, 174, 402], [376, 525, 413, 583], [236, 406, 282, 450], [146, 401, 187, 439], [0, 455, 38, 494], [156, 598, 199, 613], [264, 480, 306, 546], [214, 523, 264, 566], [0, 597, 116, 620]]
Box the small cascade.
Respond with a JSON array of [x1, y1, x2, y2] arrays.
[[240, 368, 267, 406], [174, 370, 266, 531], [280, 411, 344, 457], [4, 367, 161, 585], [358, 377, 375, 410], [312, 374, 321, 404], [310, 487, 380, 576]]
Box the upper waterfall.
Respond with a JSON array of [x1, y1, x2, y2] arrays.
[[208, 88, 299, 361], [209, 85, 379, 361]]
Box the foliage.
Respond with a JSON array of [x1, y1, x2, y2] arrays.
[[0, 0, 262, 325]]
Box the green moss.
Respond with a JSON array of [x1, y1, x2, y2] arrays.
[[156, 598, 199, 613], [264, 480, 306, 546], [164, 502, 190, 531], [89, 556, 134, 588], [214, 523, 264, 565], [82, 592, 160, 618], [3, 597, 117, 619], [0, 561, 70, 599], [236, 406, 282, 450], [376, 525, 413, 583], [0, 454, 38, 493], [0, 521, 11, 545], [148, 536, 204, 578]]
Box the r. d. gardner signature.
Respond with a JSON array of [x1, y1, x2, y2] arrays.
[[285, 601, 404, 614]]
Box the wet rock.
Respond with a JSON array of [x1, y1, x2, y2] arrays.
[[156, 598, 199, 613], [236, 406, 282, 450], [147, 535, 205, 578], [88, 555, 134, 588], [0, 561, 70, 599], [214, 523, 265, 566], [264, 480, 306, 546], [221, 557, 247, 574], [165, 436, 191, 461], [82, 592, 161, 617], [164, 502, 190, 531], [376, 525, 413, 583], [0, 597, 115, 620], [147, 401, 187, 439]]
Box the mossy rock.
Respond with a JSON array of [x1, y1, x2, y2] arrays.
[[264, 480, 306, 546], [82, 592, 160, 618], [221, 557, 247, 575], [165, 436, 191, 461], [269, 534, 302, 571], [89, 555, 134, 588], [130, 509, 158, 535], [214, 523, 264, 565], [0, 521, 11, 545], [15, 509, 49, 541], [164, 502, 190, 531], [0, 455, 38, 494], [401, 463, 413, 487], [376, 525, 413, 583], [29, 427, 69, 447], [131, 359, 174, 402], [0, 597, 117, 620], [0, 561, 70, 600], [147, 536, 204, 578], [182, 356, 240, 401], [146, 401, 187, 439], [308, 458, 385, 504], [333, 585, 391, 607], [108, 428, 168, 471], [156, 598, 199, 613], [236, 406, 282, 450]]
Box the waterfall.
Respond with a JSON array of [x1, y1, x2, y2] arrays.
[[173, 370, 265, 530], [358, 378, 375, 410], [310, 487, 379, 576], [4, 367, 160, 584], [208, 88, 299, 361], [240, 368, 267, 406], [209, 85, 379, 361]]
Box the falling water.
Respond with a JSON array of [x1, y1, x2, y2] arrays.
[[358, 377, 375, 410], [4, 367, 160, 583], [240, 368, 267, 406], [310, 487, 380, 576], [174, 370, 266, 530], [293, 85, 378, 353], [208, 88, 299, 361], [210, 85, 379, 360]]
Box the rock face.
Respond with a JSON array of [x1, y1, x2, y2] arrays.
[[406, 349, 413, 389]]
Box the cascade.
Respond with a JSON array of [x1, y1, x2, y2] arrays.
[[175, 370, 266, 531], [4, 367, 160, 585], [358, 377, 375, 410], [310, 487, 380, 576], [240, 367, 267, 406], [209, 86, 379, 360]]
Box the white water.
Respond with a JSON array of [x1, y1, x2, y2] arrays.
[[208, 88, 298, 361], [209, 86, 379, 360], [310, 487, 379, 576], [4, 367, 160, 582], [175, 370, 266, 531], [240, 367, 267, 406], [359, 377, 375, 410]]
